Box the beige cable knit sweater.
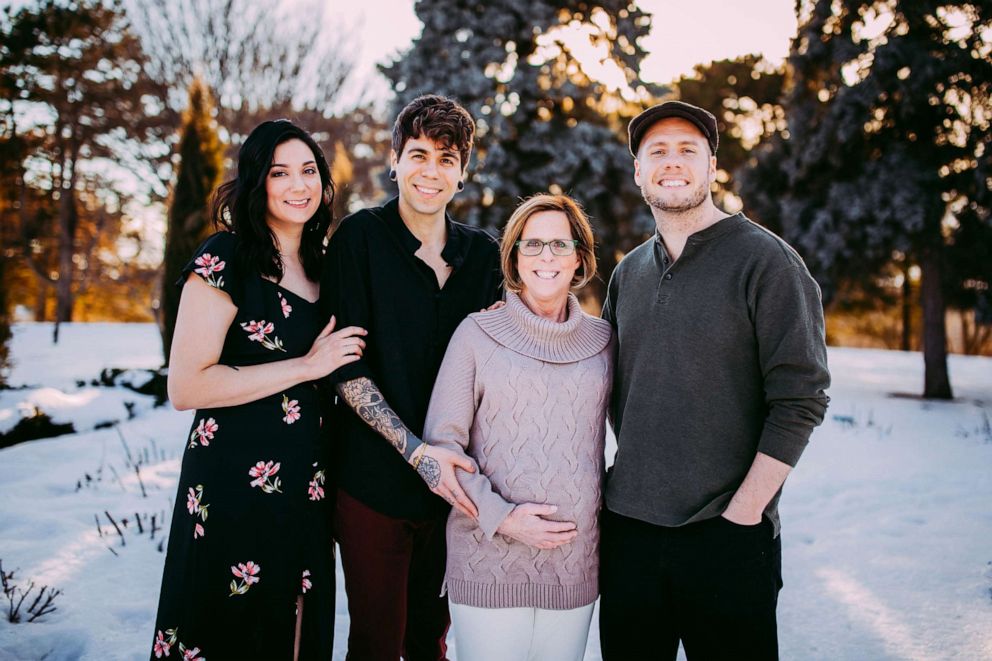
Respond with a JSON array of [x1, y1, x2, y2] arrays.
[[423, 291, 613, 609]]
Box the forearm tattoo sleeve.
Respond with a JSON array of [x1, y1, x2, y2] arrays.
[[336, 377, 422, 461]]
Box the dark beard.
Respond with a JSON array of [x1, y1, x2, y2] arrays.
[[642, 183, 708, 213]]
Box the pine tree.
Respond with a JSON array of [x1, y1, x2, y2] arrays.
[[0, 253, 12, 387], [380, 1, 665, 296], [2, 0, 174, 342], [160, 78, 224, 364], [674, 55, 785, 207], [740, 0, 992, 398]]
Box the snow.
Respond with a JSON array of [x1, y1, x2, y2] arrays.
[[1, 322, 990, 660], [0, 387, 157, 436], [773, 349, 992, 661], [0, 323, 161, 436], [6, 323, 164, 391]]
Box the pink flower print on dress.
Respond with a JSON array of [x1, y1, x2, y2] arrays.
[[186, 485, 209, 538], [193, 253, 225, 289], [186, 487, 199, 515], [240, 319, 286, 352], [180, 646, 204, 661], [188, 417, 218, 448], [154, 628, 203, 660], [153, 629, 173, 658], [281, 395, 301, 424], [242, 320, 273, 342], [248, 460, 282, 493], [279, 292, 292, 318], [308, 464, 326, 502], [230, 561, 261, 596], [301, 569, 312, 594]]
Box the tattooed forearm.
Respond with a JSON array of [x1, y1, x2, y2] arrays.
[[336, 377, 422, 460]]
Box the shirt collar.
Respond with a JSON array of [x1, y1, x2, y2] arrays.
[[381, 196, 470, 269], [687, 212, 746, 243], [652, 212, 746, 246], [472, 291, 613, 363]]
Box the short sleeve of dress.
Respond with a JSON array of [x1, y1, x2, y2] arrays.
[[177, 231, 243, 307]]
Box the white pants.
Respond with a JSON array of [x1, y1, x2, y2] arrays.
[[450, 601, 594, 661]]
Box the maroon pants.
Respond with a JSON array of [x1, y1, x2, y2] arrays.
[[334, 488, 450, 661]]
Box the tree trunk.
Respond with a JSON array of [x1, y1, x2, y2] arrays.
[[920, 246, 952, 399], [960, 310, 971, 355], [901, 262, 912, 352], [0, 253, 11, 387], [34, 275, 49, 321], [53, 148, 79, 344]]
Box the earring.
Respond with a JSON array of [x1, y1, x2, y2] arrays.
[[388, 169, 397, 182], [457, 180, 465, 191]]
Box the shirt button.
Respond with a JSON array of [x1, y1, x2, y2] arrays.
[[664, 273, 673, 280]]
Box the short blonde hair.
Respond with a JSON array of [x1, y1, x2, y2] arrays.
[[500, 194, 597, 294]]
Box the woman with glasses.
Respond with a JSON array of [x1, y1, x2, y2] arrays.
[[416, 193, 613, 661]]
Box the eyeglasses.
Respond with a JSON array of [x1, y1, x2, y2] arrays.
[[514, 238, 580, 256]]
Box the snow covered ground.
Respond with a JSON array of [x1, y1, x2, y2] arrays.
[[0, 322, 990, 660]]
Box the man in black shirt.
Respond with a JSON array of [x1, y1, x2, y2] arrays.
[[321, 95, 502, 661]]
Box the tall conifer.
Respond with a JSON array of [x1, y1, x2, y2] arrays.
[[160, 78, 223, 363], [381, 1, 666, 294], [741, 0, 992, 398], [0, 254, 11, 387]]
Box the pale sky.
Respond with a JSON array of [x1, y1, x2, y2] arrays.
[[637, 0, 797, 83], [334, 0, 798, 106]]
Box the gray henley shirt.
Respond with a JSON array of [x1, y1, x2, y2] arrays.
[[602, 212, 830, 537]]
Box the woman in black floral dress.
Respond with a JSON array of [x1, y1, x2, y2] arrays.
[[152, 121, 366, 660]]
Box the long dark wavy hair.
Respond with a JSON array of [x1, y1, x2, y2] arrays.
[[211, 120, 334, 282]]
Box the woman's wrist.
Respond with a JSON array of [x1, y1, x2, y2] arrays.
[[496, 507, 518, 536], [291, 355, 317, 383]]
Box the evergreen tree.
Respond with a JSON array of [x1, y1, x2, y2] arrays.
[[380, 1, 666, 297], [674, 55, 785, 206], [1, 0, 174, 342], [160, 78, 224, 364], [0, 69, 22, 383], [0, 253, 11, 388], [740, 0, 992, 398]]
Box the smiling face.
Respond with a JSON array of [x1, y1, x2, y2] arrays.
[[634, 117, 717, 214], [391, 136, 462, 222], [516, 210, 581, 307], [264, 138, 322, 230]]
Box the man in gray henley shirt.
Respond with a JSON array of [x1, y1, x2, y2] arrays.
[[598, 100, 830, 661]]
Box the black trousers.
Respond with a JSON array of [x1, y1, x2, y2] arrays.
[[599, 509, 782, 661]]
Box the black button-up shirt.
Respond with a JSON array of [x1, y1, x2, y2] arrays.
[[320, 197, 503, 519]]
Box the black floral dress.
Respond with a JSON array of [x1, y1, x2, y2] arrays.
[[152, 232, 334, 660]]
